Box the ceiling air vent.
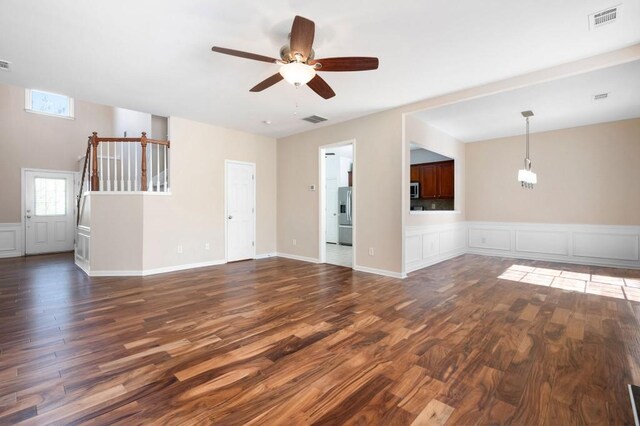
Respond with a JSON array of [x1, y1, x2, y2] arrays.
[[302, 115, 328, 124], [589, 6, 619, 30], [0, 60, 10, 71], [593, 92, 609, 101]]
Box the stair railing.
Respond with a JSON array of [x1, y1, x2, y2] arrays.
[[76, 132, 171, 225]]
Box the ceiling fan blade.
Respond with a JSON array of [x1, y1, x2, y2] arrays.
[[250, 73, 284, 92], [290, 16, 315, 60], [211, 46, 277, 64], [307, 75, 335, 99], [310, 57, 379, 72]]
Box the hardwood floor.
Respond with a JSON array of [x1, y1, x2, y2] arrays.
[[1, 253, 639, 425]]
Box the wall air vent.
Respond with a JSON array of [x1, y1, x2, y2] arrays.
[[302, 115, 328, 124], [593, 92, 609, 101], [589, 6, 619, 30], [0, 60, 10, 71]]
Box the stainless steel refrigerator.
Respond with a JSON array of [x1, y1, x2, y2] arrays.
[[338, 186, 352, 245]]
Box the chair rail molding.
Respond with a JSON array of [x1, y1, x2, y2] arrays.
[[0, 223, 22, 258]]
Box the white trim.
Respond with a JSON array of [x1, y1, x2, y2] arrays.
[[318, 139, 356, 268], [353, 264, 407, 279], [0, 223, 22, 258], [254, 252, 276, 260], [276, 252, 320, 264], [87, 259, 226, 277], [224, 160, 257, 263]]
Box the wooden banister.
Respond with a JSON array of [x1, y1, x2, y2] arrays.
[[76, 137, 92, 225], [90, 132, 99, 191], [76, 131, 170, 202], [140, 132, 148, 191]]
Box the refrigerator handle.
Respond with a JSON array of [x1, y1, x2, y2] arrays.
[[347, 190, 352, 222]]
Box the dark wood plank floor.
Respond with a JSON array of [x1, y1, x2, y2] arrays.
[[1, 253, 639, 425]]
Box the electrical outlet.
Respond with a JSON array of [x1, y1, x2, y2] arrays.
[[368, 247, 374, 256], [481, 237, 487, 244], [205, 242, 210, 250], [177, 245, 183, 254], [431, 203, 436, 209], [292, 239, 297, 246]]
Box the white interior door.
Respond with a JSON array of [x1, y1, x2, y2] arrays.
[[226, 161, 255, 262], [326, 178, 338, 243], [25, 170, 75, 254]]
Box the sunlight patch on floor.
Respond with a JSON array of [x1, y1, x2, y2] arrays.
[[498, 264, 640, 301]]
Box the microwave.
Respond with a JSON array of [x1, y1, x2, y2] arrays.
[[410, 182, 420, 199]]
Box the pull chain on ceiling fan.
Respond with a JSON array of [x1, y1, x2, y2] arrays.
[[211, 16, 379, 99]]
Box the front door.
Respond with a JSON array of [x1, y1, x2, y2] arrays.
[[25, 170, 75, 254], [226, 161, 255, 262]]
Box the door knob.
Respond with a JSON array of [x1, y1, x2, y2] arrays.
[[228, 215, 233, 219], [26, 215, 31, 219]]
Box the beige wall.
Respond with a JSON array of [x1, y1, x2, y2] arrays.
[[86, 116, 277, 272], [0, 83, 113, 222], [90, 194, 144, 271], [466, 118, 640, 225], [277, 45, 640, 275], [142, 116, 277, 270], [405, 115, 466, 227], [277, 111, 403, 273]]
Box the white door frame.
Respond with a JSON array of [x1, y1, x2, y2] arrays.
[[318, 139, 356, 267], [224, 160, 257, 262], [21, 167, 78, 256]]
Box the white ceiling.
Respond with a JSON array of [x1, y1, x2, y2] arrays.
[[413, 59, 640, 142], [1, 0, 639, 138]]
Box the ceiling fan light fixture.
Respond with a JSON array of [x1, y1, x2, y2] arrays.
[[279, 62, 316, 86]]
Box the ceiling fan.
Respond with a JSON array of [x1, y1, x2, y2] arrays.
[[211, 15, 379, 99]]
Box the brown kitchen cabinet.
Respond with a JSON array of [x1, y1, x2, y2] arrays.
[[412, 160, 454, 199], [410, 165, 420, 182], [347, 171, 352, 187]]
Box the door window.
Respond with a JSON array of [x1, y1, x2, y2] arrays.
[[34, 177, 67, 216]]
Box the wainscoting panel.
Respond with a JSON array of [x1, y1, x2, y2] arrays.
[[515, 230, 569, 256], [467, 222, 640, 269], [468, 228, 511, 251], [75, 226, 91, 273], [405, 223, 467, 273], [573, 232, 639, 262], [0, 223, 22, 258]]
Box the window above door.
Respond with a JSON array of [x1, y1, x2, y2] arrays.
[[25, 88, 74, 119]]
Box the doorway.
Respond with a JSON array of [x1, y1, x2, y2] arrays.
[[23, 169, 76, 255], [319, 141, 355, 268], [225, 160, 256, 262]]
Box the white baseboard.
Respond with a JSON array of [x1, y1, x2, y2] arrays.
[[275, 252, 320, 263], [0, 223, 22, 258], [254, 252, 277, 260], [86, 259, 226, 277], [353, 264, 406, 279]]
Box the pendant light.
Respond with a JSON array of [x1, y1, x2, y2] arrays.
[[518, 110, 537, 189]]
